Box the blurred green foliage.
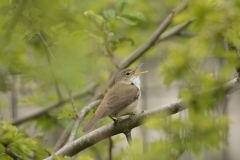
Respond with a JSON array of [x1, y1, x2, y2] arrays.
[[0, 120, 47, 159], [0, 0, 239, 159]]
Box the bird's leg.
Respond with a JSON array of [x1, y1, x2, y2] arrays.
[[109, 116, 118, 126]]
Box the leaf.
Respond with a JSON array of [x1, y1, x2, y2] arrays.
[[119, 12, 146, 25], [0, 154, 13, 160], [118, 15, 138, 25], [116, 0, 128, 15], [57, 110, 76, 119], [119, 37, 135, 46], [103, 9, 116, 21], [126, 11, 146, 21], [84, 10, 105, 27]]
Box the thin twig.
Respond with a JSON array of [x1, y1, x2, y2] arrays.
[[11, 74, 18, 119], [11, 83, 98, 125], [55, 100, 102, 149], [119, 9, 175, 69], [67, 118, 81, 143], [67, 89, 80, 143], [67, 90, 78, 114], [157, 19, 195, 43], [44, 77, 238, 159], [104, 36, 119, 68], [54, 80, 63, 101], [54, 125, 72, 152], [37, 31, 63, 101], [108, 137, 113, 160], [37, 32, 55, 60]]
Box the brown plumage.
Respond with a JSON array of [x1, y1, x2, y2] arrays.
[[82, 67, 147, 132]]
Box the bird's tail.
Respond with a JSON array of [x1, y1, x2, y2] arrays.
[[82, 113, 102, 132]]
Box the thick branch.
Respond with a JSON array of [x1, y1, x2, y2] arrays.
[[45, 99, 185, 159], [44, 77, 238, 159], [11, 83, 98, 125]]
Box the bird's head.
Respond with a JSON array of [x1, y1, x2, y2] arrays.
[[115, 64, 148, 84]]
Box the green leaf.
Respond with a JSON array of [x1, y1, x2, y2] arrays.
[[0, 154, 13, 160], [116, 0, 128, 15], [126, 11, 146, 21], [84, 10, 105, 27], [118, 15, 138, 25], [103, 9, 116, 21], [119, 12, 146, 25], [57, 110, 76, 119], [119, 37, 135, 46]]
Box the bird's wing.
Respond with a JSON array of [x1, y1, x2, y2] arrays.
[[102, 83, 139, 117]]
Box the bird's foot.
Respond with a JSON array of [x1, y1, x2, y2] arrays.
[[109, 116, 119, 126], [128, 112, 135, 116]]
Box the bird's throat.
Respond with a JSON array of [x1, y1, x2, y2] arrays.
[[130, 76, 141, 89]]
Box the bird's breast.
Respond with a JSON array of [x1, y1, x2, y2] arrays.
[[114, 89, 140, 117]]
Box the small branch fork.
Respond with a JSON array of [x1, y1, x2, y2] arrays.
[[53, 100, 102, 151], [66, 92, 102, 144], [67, 90, 79, 143]]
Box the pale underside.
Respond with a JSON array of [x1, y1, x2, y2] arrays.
[[111, 76, 141, 117]]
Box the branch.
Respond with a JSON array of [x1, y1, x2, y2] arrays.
[[37, 32, 64, 101], [44, 77, 239, 159], [10, 74, 18, 119], [11, 83, 98, 126], [108, 137, 113, 160], [53, 125, 71, 152], [156, 19, 195, 43], [67, 90, 78, 114], [67, 100, 102, 143], [45, 100, 185, 159], [119, 10, 175, 69], [37, 32, 55, 61]]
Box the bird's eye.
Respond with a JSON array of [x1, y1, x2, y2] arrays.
[[125, 72, 130, 75]]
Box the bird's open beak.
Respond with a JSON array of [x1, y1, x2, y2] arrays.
[[131, 63, 148, 76]]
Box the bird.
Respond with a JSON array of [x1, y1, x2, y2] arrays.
[[82, 64, 148, 132]]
